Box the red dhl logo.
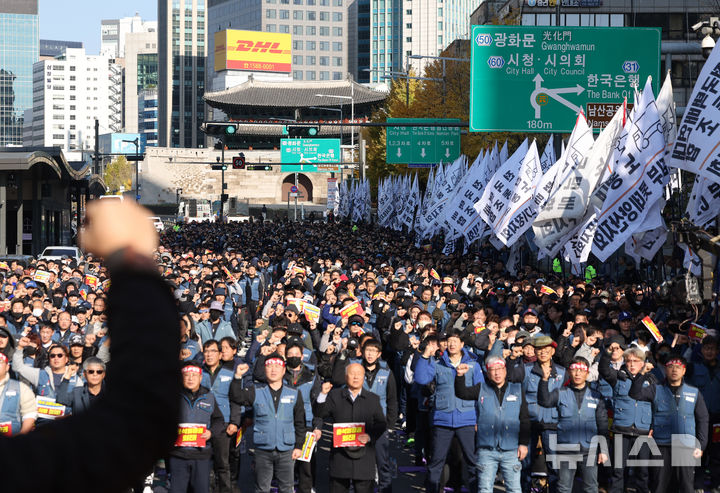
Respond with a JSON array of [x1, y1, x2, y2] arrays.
[[235, 40, 290, 54]]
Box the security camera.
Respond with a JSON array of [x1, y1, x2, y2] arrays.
[[692, 21, 704, 32], [702, 34, 716, 59], [216, 156, 221, 163]]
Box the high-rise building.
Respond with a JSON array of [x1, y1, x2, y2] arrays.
[[124, 31, 158, 134], [138, 88, 158, 146], [101, 14, 158, 59], [353, 0, 481, 84], [0, 0, 39, 147], [158, 0, 207, 148], [207, 0, 350, 84], [24, 47, 119, 151]]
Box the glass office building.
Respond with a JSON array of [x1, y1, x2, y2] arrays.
[[0, 1, 39, 146]]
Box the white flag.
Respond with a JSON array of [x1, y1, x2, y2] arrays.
[[591, 78, 670, 262], [532, 111, 598, 257], [668, 41, 720, 184], [686, 176, 720, 227], [539, 135, 556, 174], [495, 140, 543, 246], [679, 242, 702, 276], [656, 72, 677, 154], [475, 139, 529, 232]]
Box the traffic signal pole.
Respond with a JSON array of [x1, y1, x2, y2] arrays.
[[221, 143, 225, 223], [294, 172, 299, 222]]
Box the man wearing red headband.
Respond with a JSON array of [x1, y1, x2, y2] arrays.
[[0, 352, 36, 435], [629, 355, 710, 493], [455, 355, 530, 493], [169, 362, 224, 493], [539, 356, 609, 493], [229, 354, 306, 493]]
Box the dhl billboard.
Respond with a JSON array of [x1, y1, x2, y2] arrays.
[[214, 30, 291, 73]]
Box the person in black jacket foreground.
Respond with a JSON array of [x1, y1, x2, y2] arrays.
[[0, 200, 181, 493]]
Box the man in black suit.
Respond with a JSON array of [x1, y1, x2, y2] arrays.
[[315, 362, 387, 493]]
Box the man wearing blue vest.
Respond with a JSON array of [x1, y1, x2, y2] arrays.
[[0, 352, 36, 435], [630, 356, 709, 493], [454, 355, 530, 493], [282, 341, 323, 493], [229, 354, 306, 493], [201, 339, 237, 493], [170, 362, 225, 493], [506, 335, 566, 489], [599, 345, 654, 493], [687, 336, 720, 493], [538, 356, 609, 493], [414, 329, 485, 493]]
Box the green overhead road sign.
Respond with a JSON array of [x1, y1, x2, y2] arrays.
[[469, 26, 660, 133], [280, 138, 341, 173], [386, 118, 461, 164]]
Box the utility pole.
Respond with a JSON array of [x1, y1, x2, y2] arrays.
[[294, 172, 298, 221], [221, 142, 225, 223]]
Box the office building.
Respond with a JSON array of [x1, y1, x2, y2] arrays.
[[0, 0, 39, 147], [138, 88, 158, 146], [25, 47, 119, 151], [158, 0, 207, 148], [40, 40, 82, 60], [124, 31, 158, 133], [207, 0, 350, 84], [101, 14, 158, 59]]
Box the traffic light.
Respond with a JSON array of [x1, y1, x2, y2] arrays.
[[202, 122, 239, 136], [287, 125, 320, 138], [247, 165, 273, 171], [232, 153, 246, 169], [221, 193, 229, 203], [211, 164, 227, 171]]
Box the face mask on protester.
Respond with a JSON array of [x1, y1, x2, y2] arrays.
[[286, 356, 302, 369], [32, 308, 43, 318], [209, 311, 221, 322]]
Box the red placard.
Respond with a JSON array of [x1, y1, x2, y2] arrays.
[[332, 422, 366, 448], [0, 421, 11, 436], [175, 423, 207, 448], [713, 424, 720, 443]]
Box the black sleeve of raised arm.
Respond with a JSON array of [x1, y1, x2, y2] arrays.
[[537, 379, 559, 408], [695, 391, 710, 451], [385, 369, 399, 427], [628, 373, 656, 402], [293, 392, 307, 449], [598, 352, 618, 388], [518, 391, 531, 446], [0, 269, 182, 493]]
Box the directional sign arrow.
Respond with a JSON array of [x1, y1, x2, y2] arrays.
[[397, 148, 402, 157], [445, 148, 451, 158], [420, 148, 426, 158]]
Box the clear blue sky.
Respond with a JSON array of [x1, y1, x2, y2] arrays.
[[39, 0, 157, 55]]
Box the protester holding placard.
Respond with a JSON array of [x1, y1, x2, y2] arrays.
[[170, 361, 224, 493], [0, 351, 36, 435], [315, 363, 387, 493]]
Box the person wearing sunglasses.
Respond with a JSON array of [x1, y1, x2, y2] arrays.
[[55, 357, 106, 415], [12, 341, 82, 403]]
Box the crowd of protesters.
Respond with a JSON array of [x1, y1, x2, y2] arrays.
[[0, 215, 718, 493]]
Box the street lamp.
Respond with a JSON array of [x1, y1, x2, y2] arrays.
[[121, 137, 140, 202], [315, 92, 354, 153]]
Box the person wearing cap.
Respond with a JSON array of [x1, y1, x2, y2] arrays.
[[454, 355, 530, 493], [55, 357, 106, 415], [538, 356, 609, 493], [630, 356, 710, 493], [506, 334, 565, 490], [196, 301, 235, 344], [314, 363, 387, 493], [0, 351, 36, 435], [617, 311, 635, 345], [170, 362, 224, 493], [200, 339, 237, 493], [230, 355, 306, 493], [414, 329, 485, 493], [598, 343, 654, 493], [687, 336, 720, 493]]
